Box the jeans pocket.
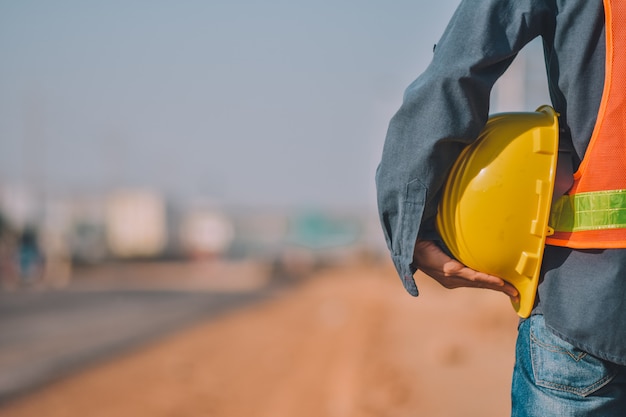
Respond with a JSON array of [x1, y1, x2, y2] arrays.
[[530, 316, 618, 397]]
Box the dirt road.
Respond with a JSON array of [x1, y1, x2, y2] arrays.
[[0, 261, 519, 417]]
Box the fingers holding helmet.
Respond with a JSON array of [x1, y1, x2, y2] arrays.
[[414, 240, 520, 302]]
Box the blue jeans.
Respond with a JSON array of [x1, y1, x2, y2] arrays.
[[511, 315, 626, 416]]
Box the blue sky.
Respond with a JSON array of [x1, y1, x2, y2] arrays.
[[0, 1, 477, 210]]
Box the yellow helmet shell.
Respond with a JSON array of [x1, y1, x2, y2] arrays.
[[436, 105, 559, 318]]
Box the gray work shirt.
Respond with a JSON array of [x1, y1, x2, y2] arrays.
[[376, 0, 626, 365]]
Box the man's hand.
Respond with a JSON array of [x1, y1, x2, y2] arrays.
[[413, 240, 519, 302]]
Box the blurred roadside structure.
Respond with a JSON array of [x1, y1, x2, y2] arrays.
[[0, 181, 386, 291]]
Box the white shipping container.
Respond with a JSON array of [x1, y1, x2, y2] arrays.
[[105, 190, 167, 258]]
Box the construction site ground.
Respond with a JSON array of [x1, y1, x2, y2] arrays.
[[0, 259, 519, 417]]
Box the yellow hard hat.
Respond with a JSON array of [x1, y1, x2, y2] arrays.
[[436, 105, 559, 318]]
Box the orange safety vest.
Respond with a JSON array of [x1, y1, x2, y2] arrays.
[[546, 0, 626, 249]]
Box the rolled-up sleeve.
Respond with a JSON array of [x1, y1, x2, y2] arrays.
[[376, 0, 552, 295]]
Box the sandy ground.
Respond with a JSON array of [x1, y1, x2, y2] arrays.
[[0, 261, 520, 417]]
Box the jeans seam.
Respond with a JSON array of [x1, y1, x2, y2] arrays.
[[530, 331, 587, 361], [530, 328, 618, 397]]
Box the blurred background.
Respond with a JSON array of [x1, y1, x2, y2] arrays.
[[0, 1, 550, 416]]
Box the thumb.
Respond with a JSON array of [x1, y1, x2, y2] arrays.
[[442, 258, 466, 276]]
